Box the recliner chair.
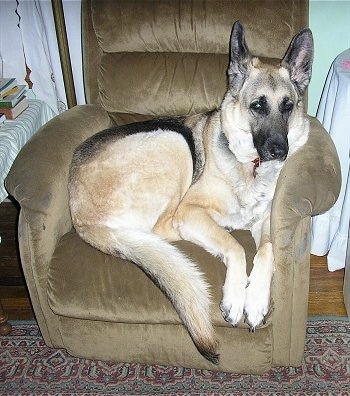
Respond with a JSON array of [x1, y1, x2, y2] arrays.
[[6, 0, 341, 373]]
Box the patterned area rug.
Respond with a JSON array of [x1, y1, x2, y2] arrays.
[[0, 319, 349, 395]]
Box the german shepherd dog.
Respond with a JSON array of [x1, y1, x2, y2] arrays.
[[68, 22, 313, 364]]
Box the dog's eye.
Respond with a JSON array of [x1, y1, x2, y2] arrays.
[[280, 99, 294, 113], [250, 102, 263, 112], [251, 103, 261, 110], [250, 96, 268, 115]]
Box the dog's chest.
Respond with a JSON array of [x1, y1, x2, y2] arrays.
[[214, 165, 280, 230]]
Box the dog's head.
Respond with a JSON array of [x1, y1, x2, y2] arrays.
[[221, 21, 314, 164]]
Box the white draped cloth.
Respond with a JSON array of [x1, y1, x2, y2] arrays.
[[0, 100, 56, 203], [0, 0, 85, 114], [311, 49, 350, 271]]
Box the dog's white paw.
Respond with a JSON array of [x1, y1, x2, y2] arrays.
[[244, 278, 270, 331], [220, 272, 248, 326], [244, 243, 274, 331]]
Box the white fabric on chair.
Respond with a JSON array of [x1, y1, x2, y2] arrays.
[[0, 100, 56, 203], [311, 49, 350, 271]]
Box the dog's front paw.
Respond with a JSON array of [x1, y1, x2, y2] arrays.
[[220, 275, 248, 326], [244, 281, 270, 331], [244, 242, 274, 331]]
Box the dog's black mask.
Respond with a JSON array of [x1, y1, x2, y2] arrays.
[[251, 98, 290, 162], [253, 130, 289, 162]]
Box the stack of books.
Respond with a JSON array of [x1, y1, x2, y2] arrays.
[[0, 78, 28, 121]]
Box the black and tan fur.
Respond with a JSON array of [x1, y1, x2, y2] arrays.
[[68, 22, 313, 364]]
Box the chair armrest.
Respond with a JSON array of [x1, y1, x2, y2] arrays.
[[5, 104, 113, 260], [5, 104, 112, 346], [272, 115, 341, 267], [271, 115, 341, 366], [272, 115, 341, 225]]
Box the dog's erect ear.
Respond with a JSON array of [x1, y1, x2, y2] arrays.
[[281, 28, 314, 96], [228, 21, 252, 97]]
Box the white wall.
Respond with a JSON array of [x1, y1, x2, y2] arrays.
[[308, 0, 350, 115]]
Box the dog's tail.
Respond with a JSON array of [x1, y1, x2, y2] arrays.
[[78, 225, 219, 364]]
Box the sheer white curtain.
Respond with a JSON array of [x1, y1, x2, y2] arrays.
[[0, 0, 85, 115], [0, 1, 27, 86], [18, 0, 66, 114], [62, 0, 85, 106]]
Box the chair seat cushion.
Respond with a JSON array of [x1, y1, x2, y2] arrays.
[[48, 229, 262, 329]]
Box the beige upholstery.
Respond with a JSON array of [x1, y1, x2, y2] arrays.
[[6, 0, 341, 373]]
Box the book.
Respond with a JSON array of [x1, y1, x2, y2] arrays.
[[1, 86, 19, 98], [0, 85, 26, 108], [0, 78, 18, 98], [1, 96, 28, 120], [0, 77, 17, 92]]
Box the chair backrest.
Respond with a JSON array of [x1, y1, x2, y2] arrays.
[[82, 0, 308, 125]]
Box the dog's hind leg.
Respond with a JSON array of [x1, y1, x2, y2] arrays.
[[245, 213, 275, 330], [77, 225, 219, 364]]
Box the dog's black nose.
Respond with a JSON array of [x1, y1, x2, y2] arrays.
[[254, 132, 289, 162], [268, 143, 288, 161]]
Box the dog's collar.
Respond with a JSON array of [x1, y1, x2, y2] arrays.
[[252, 158, 261, 177]]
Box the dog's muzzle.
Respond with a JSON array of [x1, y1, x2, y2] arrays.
[[265, 136, 288, 161], [255, 134, 289, 162]]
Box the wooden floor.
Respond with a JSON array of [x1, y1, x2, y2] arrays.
[[0, 200, 347, 320]]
